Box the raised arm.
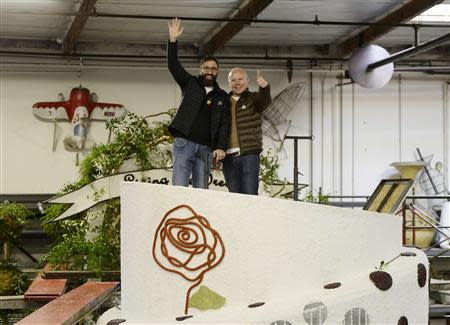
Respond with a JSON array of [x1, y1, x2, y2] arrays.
[[169, 17, 183, 42], [254, 70, 272, 111], [167, 18, 191, 87]]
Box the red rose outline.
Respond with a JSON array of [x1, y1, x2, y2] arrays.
[[152, 204, 225, 314]]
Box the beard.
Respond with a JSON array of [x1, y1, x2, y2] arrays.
[[200, 74, 216, 87]]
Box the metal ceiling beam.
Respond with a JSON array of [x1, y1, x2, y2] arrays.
[[201, 0, 274, 55], [0, 50, 346, 62], [0, 38, 60, 52], [367, 32, 450, 71], [93, 12, 450, 29], [337, 0, 444, 56], [63, 0, 98, 54], [2, 41, 449, 63]]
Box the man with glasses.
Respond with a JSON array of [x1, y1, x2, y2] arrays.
[[167, 18, 230, 188]]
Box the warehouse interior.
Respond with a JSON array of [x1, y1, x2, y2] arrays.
[[1, 0, 450, 323]]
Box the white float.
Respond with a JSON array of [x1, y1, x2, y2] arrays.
[[100, 182, 428, 324]]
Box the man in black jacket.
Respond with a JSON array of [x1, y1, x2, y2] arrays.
[[167, 18, 230, 188]]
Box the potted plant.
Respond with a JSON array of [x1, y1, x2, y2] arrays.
[[0, 202, 32, 325], [303, 189, 330, 204], [0, 202, 32, 260]]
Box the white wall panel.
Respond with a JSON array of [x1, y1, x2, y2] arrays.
[[352, 79, 400, 196], [401, 77, 444, 165], [0, 69, 178, 193], [319, 76, 339, 196], [341, 82, 353, 196]]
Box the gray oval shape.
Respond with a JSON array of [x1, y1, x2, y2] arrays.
[[270, 321, 293, 325], [303, 301, 327, 325], [343, 308, 369, 325]]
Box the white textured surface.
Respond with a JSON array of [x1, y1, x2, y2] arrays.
[[96, 307, 122, 325], [120, 182, 428, 324]]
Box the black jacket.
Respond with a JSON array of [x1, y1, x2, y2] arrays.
[[167, 41, 230, 150]]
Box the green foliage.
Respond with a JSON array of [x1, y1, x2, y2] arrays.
[[46, 235, 90, 270], [0, 260, 31, 325], [189, 285, 226, 311], [375, 260, 386, 271], [79, 111, 174, 185], [85, 199, 121, 272], [0, 260, 29, 295], [41, 204, 88, 242], [43, 200, 120, 273], [0, 206, 33, 324], [259, 149, 282, 192], [42, 111, 175, 273], [303, 190, 329, 204], [0, 202, 32, 245]]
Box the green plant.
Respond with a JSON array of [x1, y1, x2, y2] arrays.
[[79, 111, 175, 184], [0, 260, 31, 325], [85, 199, 121, 272], [41, 203, 87, 241], [42, 200, 121, 273], [375, 260, 386, 271], [0, 260, 29, 295], [0, 202, 32, 260], [303, 190, 329, 204], [42, 111, 175, 273], [259, 149, 284, 192]]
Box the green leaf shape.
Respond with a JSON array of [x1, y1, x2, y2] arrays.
[[188, 285, 226, 311]]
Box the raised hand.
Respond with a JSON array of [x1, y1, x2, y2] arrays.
[[168, 18, 184, 42], [256, 70, 269, 88]]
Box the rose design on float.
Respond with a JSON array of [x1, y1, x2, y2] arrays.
[[152, 204, 225, 315]]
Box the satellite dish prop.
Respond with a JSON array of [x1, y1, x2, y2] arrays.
[[348, 44, 394, 89]]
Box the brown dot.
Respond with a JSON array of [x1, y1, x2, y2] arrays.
[[248, 302, 265, 308], [398, 316, 408, 325], [324, 282, 341, 289], [369, 271, 392, 291], [417, 263, 427, 288]]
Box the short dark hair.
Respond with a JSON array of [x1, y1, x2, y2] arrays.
[[200, 56, 219, 67]]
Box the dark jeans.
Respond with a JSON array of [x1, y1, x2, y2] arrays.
[[222, 153, 260, 195]]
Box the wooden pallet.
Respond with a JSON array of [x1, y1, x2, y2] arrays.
[[17, 281, 119, 325], [24, 275, 68, 302]]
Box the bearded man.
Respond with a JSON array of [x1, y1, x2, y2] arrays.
[[167, 18, 230, 188]]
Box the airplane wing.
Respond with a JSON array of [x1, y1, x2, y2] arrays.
[[32, 102, 69, 121], [89, 102, 127, 121]]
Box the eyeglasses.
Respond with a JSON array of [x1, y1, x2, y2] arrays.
[[201, 66, 218, 72]]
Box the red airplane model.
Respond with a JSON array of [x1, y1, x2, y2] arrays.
[[33, 86, 127, 151]]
